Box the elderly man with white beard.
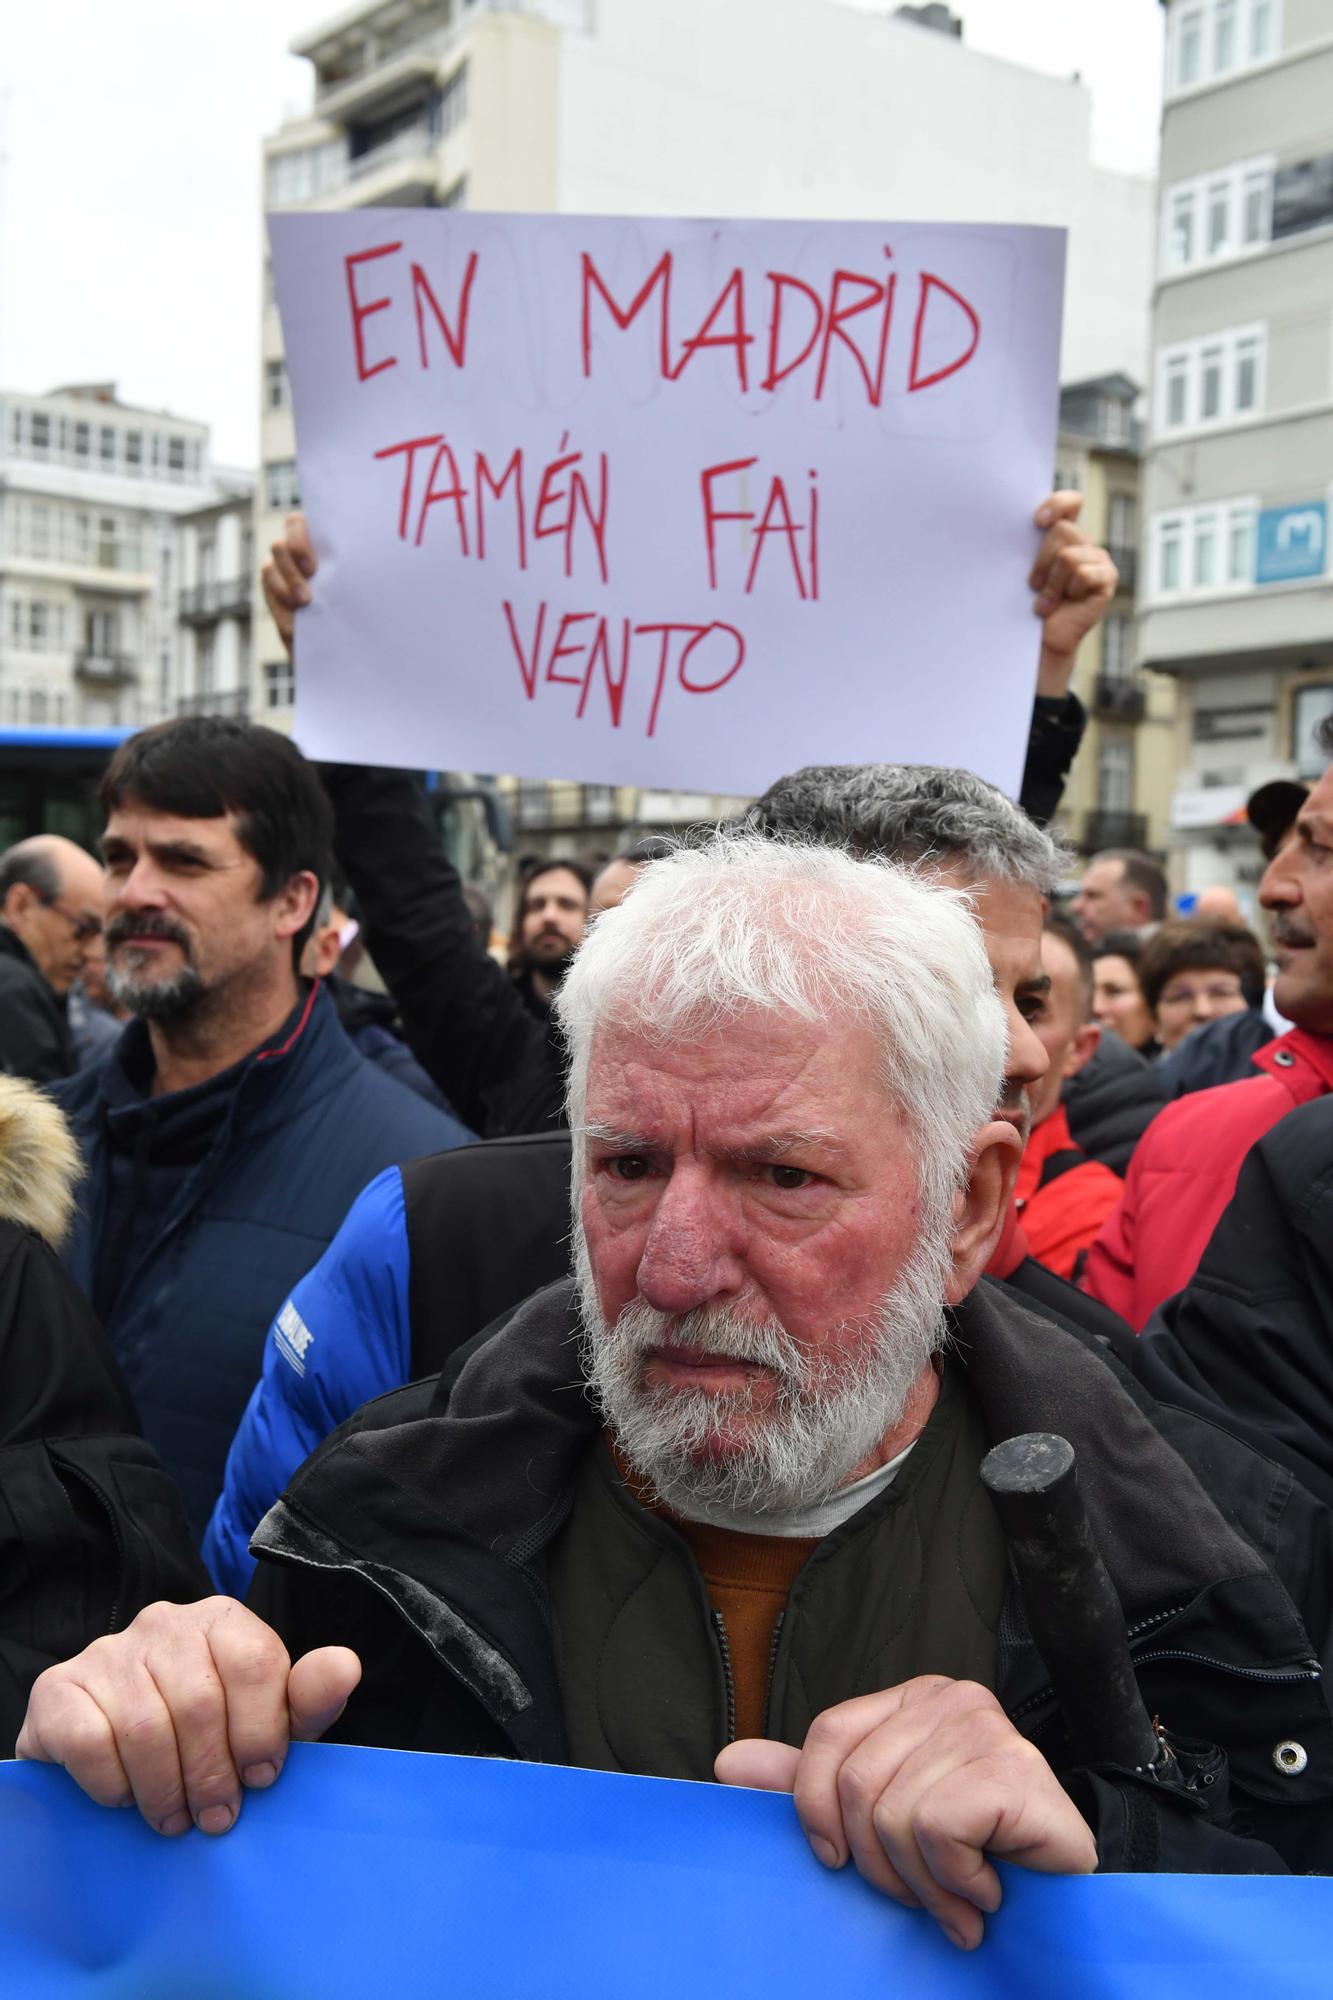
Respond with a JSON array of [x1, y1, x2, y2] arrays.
[[18, 838, 1333, 1939]]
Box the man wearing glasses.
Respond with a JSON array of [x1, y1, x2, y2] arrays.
[[0, 836, 104, 1083]]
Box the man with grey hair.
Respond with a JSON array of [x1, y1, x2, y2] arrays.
[[0, 835, 105, 1083], [21, 835, 1333, 1941]]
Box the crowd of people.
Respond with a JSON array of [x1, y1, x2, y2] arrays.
[[4, 486, 1333, 1949]]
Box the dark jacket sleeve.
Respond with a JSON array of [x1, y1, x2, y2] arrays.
[[1020, 692, 1086, 826], [0, 1225, 209, 1751], [320, 765, 564, 1138], [1134, 1099, 1333, 1517], [0, 964, 71, 1086]]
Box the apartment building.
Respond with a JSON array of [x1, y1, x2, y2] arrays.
[[258, 0, 1158, 834], [1051, 375, 1178, 866], [176, 483, 257, 722], [0, 383, 241, 731], [1141, 0, 1333, 900]]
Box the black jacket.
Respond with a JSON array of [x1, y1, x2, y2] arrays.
[[323, 765, 564, 1139], [0, 928, 72, 1085], [1021, 692, 1087, 826], [1064, 1030, 1166, 1176], [250, 1277, 1333, 1876], [1135, 1094, 1333, 1513], [1154, 1010, 1278, 1100], [0, 1072, 208, 1751]]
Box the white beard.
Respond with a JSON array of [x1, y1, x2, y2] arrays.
[[574, 1226, 951, 1519]]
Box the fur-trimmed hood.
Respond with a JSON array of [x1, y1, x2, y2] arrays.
[[0, 1075, 82, 1245]]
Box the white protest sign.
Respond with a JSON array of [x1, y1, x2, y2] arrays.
[[269, 212, 1065, 797]]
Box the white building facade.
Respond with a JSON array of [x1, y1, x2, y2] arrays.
[[0, 383, 249, 732], [1141, 0, 1333, 902]]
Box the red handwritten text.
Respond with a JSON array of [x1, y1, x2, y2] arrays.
[[502, 600, 745, 737]]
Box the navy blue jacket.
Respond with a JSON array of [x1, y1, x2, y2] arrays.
[[54, 982, 472, 1535]]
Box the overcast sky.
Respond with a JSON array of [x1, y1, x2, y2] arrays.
[[0, 0, 1164, 468]]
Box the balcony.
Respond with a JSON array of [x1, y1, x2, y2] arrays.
[[178, 578, 252, 623], [1083, 809, 1148, 853], [75, 650, 137, 685], [512, 781, 622, 833], [1092, 674, 1146, 723], [175, 689, 252, 720], [1107, 546, 1138, 594]]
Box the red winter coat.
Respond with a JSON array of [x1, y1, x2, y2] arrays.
[[1012, 1105, 1123, 1282], [1081, 1028, 1333, 1330]]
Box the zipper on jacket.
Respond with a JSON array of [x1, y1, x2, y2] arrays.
[[1008, 1601, 1189, 1726], [762, 1611, 786, 1735], [711, 1609, 738, 1745], [1130, 1649, 1322, 1685], [58, 1459, 128, 1634]]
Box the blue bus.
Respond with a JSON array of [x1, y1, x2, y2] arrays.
[[0, 728, 133, 851]]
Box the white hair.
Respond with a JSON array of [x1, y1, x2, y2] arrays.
[[555, 832, 1006, 1235]]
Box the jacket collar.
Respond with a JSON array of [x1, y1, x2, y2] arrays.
[[1253, 1025, 1333, 1097]]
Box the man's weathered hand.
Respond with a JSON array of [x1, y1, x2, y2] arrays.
[[1030, 491, 1119, 700], [716, 1676, 1097, 1950], [15, 1597, 361, 1837], [261, 512, 318, 658]]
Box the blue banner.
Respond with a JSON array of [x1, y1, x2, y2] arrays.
[[1, 1743, 1330, 1998], [1256, 502, 1327, 584]]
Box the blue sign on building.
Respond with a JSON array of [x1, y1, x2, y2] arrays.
[[1256, 502, 1327, 585]]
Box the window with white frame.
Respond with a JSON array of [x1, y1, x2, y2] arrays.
[[265, 460, 300, 512], [1167, 0, 1282, 95], [264, 659, 295, 709], [1153, 499, 1258, 595], [1097, 738, 1134, 814], [1162, 157, 1274, 273], [1155, 326, 1266, 432], [1103, 614, 1133, 681], [264, 360, 289, 413]]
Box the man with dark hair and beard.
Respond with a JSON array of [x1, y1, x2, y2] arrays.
[[508, 858, 592, 1020], [51, 716, 471, 1535], [23, 837, 1333, 1946]]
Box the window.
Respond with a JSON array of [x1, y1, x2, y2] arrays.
[[1212, 0, 1237, 69], [1177, 7, 1204, 87], [264, 659, 294, 709], [438, 61, 469, 140], [264, 360, 289, 413], [99, 426, 116, 464], [1162, 158, 1274, 273], [1234, 333, 1261, 412], [1153, 499, 1258, 596], [29, 504, 51, 560], [1103, 614, 1132, 681], [97, 516, 118, 568], [1249, 0, 1275, 60], [126, 430, 142, 468], [167, 436, 186, 475], [30, 413, 51, 455], [27, 601, 51, 650], [1097, 739, 1134, 814], [1207, 179, 1231, 255], [28, 690, 47, 726], [1242, 167, 1271, 243], [196, 630, 216, 700], [1164, 350, 1190, 428], [1193, 512, 1219, 588], [1168, 1, 1282, 94], [1109, 494, 1136, 551], [1169, 188, 1197, 268], [1228, 504, 1255, 583], [1155, 326, 1266, 432], [74, 421, 90, 458], [265, 459, 300, 512]]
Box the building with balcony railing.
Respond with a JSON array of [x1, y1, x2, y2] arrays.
[[1050, 375, 1178, 864], [174, 483, 256, 726], [0, 382, 248, 732]]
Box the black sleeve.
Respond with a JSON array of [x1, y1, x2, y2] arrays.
[[1135, 1133, 1333, 1520], [1020, 692, 1086, 826], [320, 764, 564, 1138], [0, 1228, 209, 1752], [0, 976, 70, 1086]]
